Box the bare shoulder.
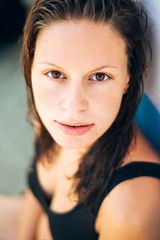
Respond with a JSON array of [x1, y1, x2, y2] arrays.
[[95, 175, 160, 240], [95, 128, 160, 239]]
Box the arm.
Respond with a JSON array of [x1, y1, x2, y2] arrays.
[[16, 188, 43, 240], [96, 177, 160, 240]]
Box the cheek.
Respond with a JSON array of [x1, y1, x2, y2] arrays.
[[96, 89, 123, 124], [97, 89, 123, 112], [32, 79, 58, 118], [108, 92, 122, 112]]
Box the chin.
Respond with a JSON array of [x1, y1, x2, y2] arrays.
[[51, 135, 94, 150]]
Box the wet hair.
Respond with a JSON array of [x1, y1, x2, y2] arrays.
[[22, 0, 151, 211]]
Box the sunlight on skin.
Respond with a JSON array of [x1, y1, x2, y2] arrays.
[[31, 20, 129, 161]]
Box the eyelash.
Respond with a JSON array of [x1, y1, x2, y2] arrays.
[[46, 71, 111, 82]]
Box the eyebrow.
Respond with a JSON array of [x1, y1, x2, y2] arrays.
[[38, 61, 118, 72]]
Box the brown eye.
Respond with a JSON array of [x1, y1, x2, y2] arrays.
[[51, 71, 61, 78], [91, 73, 109, 82], [95, 73, 106, 81], [47, 71, 64, 79]]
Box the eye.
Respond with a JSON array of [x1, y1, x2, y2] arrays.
[[47, 71, 65, 79], [91, 73, 110, 82]]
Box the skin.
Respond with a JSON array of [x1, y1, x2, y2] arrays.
[[15, 20, 160, 239], [31, 20, 129, 152]]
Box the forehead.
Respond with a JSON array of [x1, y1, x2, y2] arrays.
[[34, 20, 127, 70]]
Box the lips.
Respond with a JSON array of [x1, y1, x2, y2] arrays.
[[55, 121, 94, 136]]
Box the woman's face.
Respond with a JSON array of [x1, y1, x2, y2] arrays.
[[31, 20, 129, 150]]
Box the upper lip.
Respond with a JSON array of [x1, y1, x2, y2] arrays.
[[55, 120, 93, 127]]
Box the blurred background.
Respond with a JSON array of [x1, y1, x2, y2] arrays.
[[0, 0, 34, 194], [0, 0, 159, 195]]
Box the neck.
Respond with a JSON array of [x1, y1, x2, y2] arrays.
[[59, 147, 86, 163], [56, 147, 87, 179]]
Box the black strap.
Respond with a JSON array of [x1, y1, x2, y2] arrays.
[[28, 161, 51, 213], [93, 161, 160, 216], [28, 161, 160, 216]]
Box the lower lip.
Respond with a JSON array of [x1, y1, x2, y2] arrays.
[[55, 122, 94, 136]]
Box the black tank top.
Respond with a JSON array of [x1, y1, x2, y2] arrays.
[[28, 161, 160, 240]]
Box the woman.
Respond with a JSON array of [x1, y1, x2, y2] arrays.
[[14, 0, 160, 239]]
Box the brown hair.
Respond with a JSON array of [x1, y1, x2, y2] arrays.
[[22, 0, 151, 211]]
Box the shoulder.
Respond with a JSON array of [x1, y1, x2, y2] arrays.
[[95, 175, 160, 240], [95, 127, 160, 239]]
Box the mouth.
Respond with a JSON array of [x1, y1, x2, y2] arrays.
[[55, 121, 94, 136]]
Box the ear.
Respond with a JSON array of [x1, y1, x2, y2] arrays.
[[123, 75, 130, 94]]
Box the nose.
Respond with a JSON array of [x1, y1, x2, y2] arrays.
[[61, 83, 88, 113]]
